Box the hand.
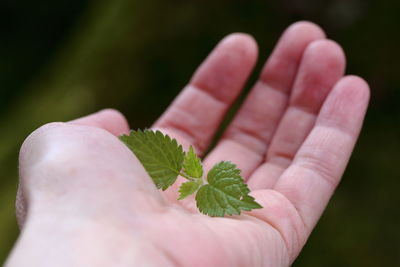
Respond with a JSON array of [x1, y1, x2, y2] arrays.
[[6, 21, 369, 267]]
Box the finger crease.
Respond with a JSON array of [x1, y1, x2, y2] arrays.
[[224, 124, 269, 157], [291, 104, 318, 116], [295, 157, 338, 189], [258, 79, 290, 98], [191, 84, 231, 106], [267, 152, 294, 169]]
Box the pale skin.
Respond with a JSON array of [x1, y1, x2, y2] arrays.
[[5, 21, 370, 267]]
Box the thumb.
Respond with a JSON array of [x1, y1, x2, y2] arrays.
[[6, 113, 165, 267], [18, 122, 163, 222]]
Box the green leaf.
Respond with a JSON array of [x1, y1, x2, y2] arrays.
[[195, 161, 263, 217], [182, 146, 203, 178], [119, 130, 184, 190], [178, 180, 202, 200]]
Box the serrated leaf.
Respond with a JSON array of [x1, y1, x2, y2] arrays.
[[178, 180, 202, 200], [119, 130, 184, 190], [195, 161, 262, 217], [183, 146, 203, 178]]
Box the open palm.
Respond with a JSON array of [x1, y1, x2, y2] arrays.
[[7, 22, 369, 267]]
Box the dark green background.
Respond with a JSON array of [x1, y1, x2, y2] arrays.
[[1, 0, 399, 265]]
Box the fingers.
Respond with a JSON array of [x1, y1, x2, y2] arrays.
[[273, 76, 370, 232], [154, 33, 258, 154], [69, 108, 130, 136], [204, 22, 325, 176], [248, 40, 345, 189]]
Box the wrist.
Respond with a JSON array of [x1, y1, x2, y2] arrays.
[[6, 211, 174, 267]]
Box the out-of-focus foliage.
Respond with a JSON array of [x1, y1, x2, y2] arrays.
[[0, 0, 399, 265]]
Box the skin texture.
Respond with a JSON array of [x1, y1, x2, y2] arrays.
[[5, 21, 370, 267]]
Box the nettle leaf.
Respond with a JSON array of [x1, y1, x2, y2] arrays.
[[195, 161, 262, 217], [183, 146, 203, 178], [119, 130, 184, 190], [120, 130, 263, 217], [178, 180, 202, 200]]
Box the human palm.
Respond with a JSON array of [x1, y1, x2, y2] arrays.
[[6, 22, 369, 267]]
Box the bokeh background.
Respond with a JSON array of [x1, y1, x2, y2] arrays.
[[1, 0, 399, 265]]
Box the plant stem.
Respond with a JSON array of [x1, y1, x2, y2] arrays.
[[179, 172, 195, 181]]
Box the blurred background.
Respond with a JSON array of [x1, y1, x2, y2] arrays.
[[0, 0, 399, 265]]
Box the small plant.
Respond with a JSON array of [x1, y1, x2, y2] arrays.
[[120, 130, 262, 217]]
